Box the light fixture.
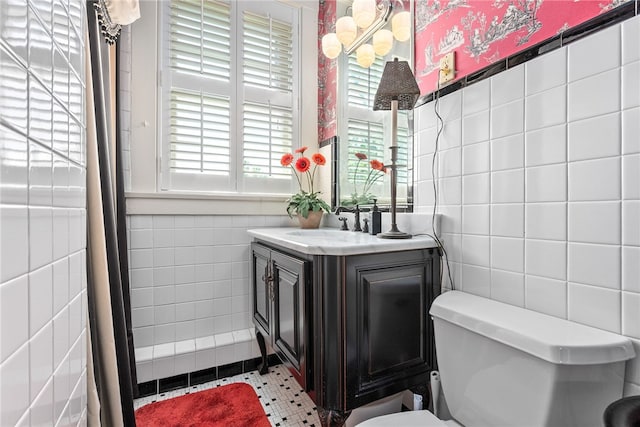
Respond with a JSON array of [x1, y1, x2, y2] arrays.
[[391, 10, 411, 42], [322, 0, 414, 68], [372, 28, 393, 56], [352, 0, 377, 28], [373, 58, 420, 239], [356, 43, 375, 68], [321, 33, 341, 59], [336, 16, 357, 46]]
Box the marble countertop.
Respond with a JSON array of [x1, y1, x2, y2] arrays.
[[247, 228, 439, 256]]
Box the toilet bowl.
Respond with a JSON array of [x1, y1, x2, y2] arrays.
[[357, 291, 635, 427]]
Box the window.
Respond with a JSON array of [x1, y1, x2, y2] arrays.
[[340, 55, 410, 205], [160, 0, 300, 194]]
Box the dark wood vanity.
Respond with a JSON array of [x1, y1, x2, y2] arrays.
[[249, 230, 441, 427]]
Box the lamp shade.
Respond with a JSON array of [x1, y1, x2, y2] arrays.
[[336, 16, 357, 46], [356, 44, 376, 68], [373, 29, 393, 56], [373, 58, 420, 110], [392, 11, 411, 42], [352, 0, 376, 29], [322, 33, 341, 59]]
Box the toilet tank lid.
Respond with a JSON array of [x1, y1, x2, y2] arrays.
[[430, 291, 635, 365]]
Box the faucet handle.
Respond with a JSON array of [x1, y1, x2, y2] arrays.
[[362, 218, 369, 233], [338, 217, 349, 231]]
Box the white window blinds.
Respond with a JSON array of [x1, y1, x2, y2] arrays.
[[162, 0, 299, 193]]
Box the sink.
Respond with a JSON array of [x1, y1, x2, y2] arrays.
[[247, 227, 438, 256]]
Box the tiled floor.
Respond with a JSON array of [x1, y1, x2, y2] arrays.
[[134, 364, 322, 426]]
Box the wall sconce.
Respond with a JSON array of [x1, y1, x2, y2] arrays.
[[321, 0, 411, 68]]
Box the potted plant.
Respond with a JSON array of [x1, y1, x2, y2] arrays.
[[342, 152, 387, 207], [282, 146, 331, 228]]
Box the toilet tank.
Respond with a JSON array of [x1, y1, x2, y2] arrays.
[[429, 291, 635, 427]]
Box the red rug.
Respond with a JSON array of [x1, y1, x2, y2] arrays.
[[135, 382, 271, 427]]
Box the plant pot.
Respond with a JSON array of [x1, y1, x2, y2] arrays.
[[297, 211, 323, 229]]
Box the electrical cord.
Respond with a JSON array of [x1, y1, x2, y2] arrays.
[[414, 70, 455, 290]]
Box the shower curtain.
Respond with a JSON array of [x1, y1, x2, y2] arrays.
[[85, 1, 139, 425]]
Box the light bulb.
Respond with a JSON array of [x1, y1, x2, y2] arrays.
[[352, 0, 376, 29], [373, 29, 393, 56], [356, 43, 375, 68], [392, 11, 411, 42], [322, 33, 341, 59], [336, 16, 357, 46]]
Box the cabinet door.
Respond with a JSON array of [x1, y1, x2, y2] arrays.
[[251, 243, 271, 336], [271, 250, 308, 387]]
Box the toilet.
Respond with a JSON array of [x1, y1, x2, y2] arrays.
[[359, 291, 635, 427]]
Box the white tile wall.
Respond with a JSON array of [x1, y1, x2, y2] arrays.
[[128, 214, 293, 381], [0, 0, 87, 425], [414, 14, 640, 396]]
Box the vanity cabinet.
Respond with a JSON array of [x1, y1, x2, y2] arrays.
[[251, 242, 312, 390], [250, 235, 441, 427]]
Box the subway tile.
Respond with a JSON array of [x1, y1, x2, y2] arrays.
[[130, 248, 153, 269], [438, 147, 461, 177], [29, 206, 53, 269], [155, 305, 176, 325], [462, 141, 490, 174], [0, 125, 28, 205], [568, 113, 620, 161], [153, 356, 175, 380], [568, 283, 620, 333], [153, 216, 174, 229], [154, 324, 175, 345], [438, 177, 461, 205], [622, 61, 640, 109], [153, 247, 174, 267], [569, 201, 621, 245], [622, 292, 640, 339], [438, 206, 461, 234], [525, 202, 567, 241], [525, 124, 566, 167], [437, 90, 462, 121], [174, 246, 195, 266], [491, 237, 524, 273], [416, 153, 435, 182], [0, 343, 30, 427], [30, 378, 54, 427], [52, 306, 68, 368], [175, 302, 195, 323], [526, 164, 567, 203], [133, 327, 154, 348], [130, 229, 153, 249], [622, 15, 640, 64], [622, 247, 640, 293], [0, 205, 28, 282], [462, 79, 490, 115], [461, 264, 491, 298], [131, 288, 153, 309], [29, 265, 53, 337], [622, 107, 639, 154], [491, 204, 524, 238], [153, 266, 175, 286], [491, 99, 524, 138], [623, 154, 640, 199], [0, 47, 28, 132], [154, 285, 175, 306], [462, 205, 489, 235], [153, 229, 174, 248], [0, 275, 29, 363], [52, 208, 69, 260], [492, 169, 524, 203], [525, 239, 567, 280], [462, 173, 490, 205], [568, 69, 620, 122], [461, 235, 489, 267], [568, 157, 620, 202], [568, 24, 620, 82], [491, 269, 524, 307], [130, 215, 152, 229], [175, 320, 196, 342], [462, 110, 490, 145], [525, 275, 567, 319], [491, 133, 523, 171], [525, 86, 566, 131], [491, 65, 524, 106], [623, 201, 640, 246], [52, 257, 69, 314], [525, 47, 567, 95], [441, 233, 461, 263], [132, 307, 154, 328], [568, 243, 621, 290]]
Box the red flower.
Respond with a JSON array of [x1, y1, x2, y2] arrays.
[[295, 146, 308, 154], [355, 152, 367, 160], [295, 157, 311, 173], [281, 153, 294, 167], [312, 153, 326, 165], [370, 159, 384, 171]]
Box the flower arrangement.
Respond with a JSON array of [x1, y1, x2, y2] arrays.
[[343, 152, 387, 206], [282, 146, 331, 219]]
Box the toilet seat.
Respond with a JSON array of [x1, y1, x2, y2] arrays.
[[356, 410, 459, 427]]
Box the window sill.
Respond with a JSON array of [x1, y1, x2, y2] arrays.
[[125, 191, 290, 216]]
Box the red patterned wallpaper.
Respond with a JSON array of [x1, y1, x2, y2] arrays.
[[318, 0, 338, 142], [415, 0, 631, 95]]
